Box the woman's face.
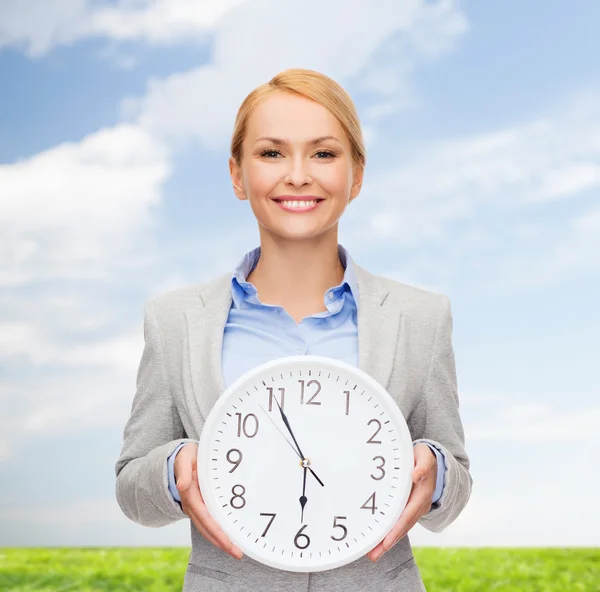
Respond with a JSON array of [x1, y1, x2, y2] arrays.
[[229, 91, 363, 242]]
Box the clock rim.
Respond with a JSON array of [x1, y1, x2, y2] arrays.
[[197, 354, 414, 573]]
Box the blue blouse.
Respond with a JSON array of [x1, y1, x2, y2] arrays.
[[167, 244, 445, 504]]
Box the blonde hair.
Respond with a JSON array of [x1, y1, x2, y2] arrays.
[[230, 68, 366, 171]]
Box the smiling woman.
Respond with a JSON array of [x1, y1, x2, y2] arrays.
[[228, 76, 365, 266], [115, 67, 472, 592]]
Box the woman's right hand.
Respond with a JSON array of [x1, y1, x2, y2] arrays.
[[174, 443, 243, 560]]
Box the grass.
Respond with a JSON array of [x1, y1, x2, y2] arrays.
[[0, 547, 598, 591], [414, 548, 599, 591]]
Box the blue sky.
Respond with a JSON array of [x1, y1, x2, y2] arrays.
[[1, 0, 599, 547]]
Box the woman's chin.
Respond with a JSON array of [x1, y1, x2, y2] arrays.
[[263, 224, 331, 242]]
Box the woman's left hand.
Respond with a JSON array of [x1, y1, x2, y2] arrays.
[[367, 443, 437, 562]]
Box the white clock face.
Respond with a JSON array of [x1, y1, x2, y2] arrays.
[[198, 355, 413, 572]]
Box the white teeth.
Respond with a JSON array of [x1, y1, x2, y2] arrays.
[[280, 200, 318, 208]]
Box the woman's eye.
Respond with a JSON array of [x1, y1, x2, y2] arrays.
[[259, 149, 336, 159], [260, 149, 281, 158]]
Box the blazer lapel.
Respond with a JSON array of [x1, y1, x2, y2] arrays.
[[184, 273, 232, 421], [184, 263, 403, 421], [354, 263, 402, 392]]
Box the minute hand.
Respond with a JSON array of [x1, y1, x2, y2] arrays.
[[273, 397, 325, 487]]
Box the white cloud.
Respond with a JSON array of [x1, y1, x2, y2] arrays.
[[0, 0, 247, 56], [0, 438, 8, 461], [0, 320, 141, 371], [411, 403, 600, 545], [0, 497, 191, 546], [0, 123, 169, 286], [0, 122, 173, 459], [358, 96, 600, 244], [82, 0, 247, 44], [466, 405, 600, 443], [126, 0, 467, 148], [0, 499, 124, 525], [534, 162, 600, 201], [412, 485, 600, 546], [473, 198, 600, 293], [0, 0, 87, 57], [0, 351, 142, 463], [339, 92, 600, 292], [0, 0, 466, 69]]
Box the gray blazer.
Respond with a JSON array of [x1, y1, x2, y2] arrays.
[[115, 263, 472, 592]]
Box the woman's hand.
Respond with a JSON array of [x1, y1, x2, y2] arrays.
[[174, 443, 244, 560], [367, 443, 438, 562]]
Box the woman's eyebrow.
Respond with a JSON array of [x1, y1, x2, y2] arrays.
[[255, 135, 340, 146]]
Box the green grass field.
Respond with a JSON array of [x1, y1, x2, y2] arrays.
[[0, 547, 598, 591]]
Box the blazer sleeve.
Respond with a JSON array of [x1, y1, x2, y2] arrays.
[[410, 294, 473, 533], [115, 299, 197, 527]]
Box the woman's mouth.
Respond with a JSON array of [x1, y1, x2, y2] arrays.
[[273, 198, 324, 212]]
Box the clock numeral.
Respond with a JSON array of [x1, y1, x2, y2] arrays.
[[360, 492, 378, 514], [235, 413, 259, 438], [226, 448, 243, 473], [331, 516, 348, 541], [343, 390, 350, 415], [266, 387, 285, 412], [299, 379, 322, 405], [230, 484, 246, 509], [370, 456, 386, 480], [366, 418, 382, 444], [294, 524, 311, 549], [259, 512, 276, 537]]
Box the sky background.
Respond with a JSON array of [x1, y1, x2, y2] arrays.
[[1, 0, 599, 547]]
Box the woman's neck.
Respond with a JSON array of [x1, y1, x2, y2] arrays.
[[246, 233, 345, 316]]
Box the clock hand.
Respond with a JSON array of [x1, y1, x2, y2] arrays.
[[300, 465, 308, 523], [272, 397, 325, 487], [308, 464, 324, 487], [258, 404, 301, 459], [273, 396, 305, 458]]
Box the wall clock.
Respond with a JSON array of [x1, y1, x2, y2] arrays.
[[197, 355, 413, 572]]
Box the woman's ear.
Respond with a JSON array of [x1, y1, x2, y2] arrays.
[[349, 166, 364, 203], [229, 156, 247, 201]]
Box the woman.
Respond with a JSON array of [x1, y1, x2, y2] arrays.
[[115, 68, 472, 592]]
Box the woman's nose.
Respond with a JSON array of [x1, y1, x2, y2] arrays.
[[284, 157, 313, 186]]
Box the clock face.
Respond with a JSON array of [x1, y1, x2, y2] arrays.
[[197, 355, 413, 572]]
